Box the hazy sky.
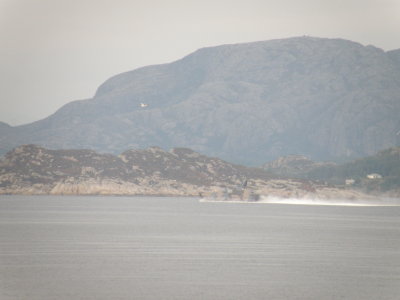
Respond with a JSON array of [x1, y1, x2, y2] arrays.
[[1, 0, 399, 125]]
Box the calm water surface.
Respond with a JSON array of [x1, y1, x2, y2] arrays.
[[0, 196, 399, 300]]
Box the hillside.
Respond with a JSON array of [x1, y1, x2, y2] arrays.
[[1, 37, 400, 164], [263, 147, 400, 196], [0, 144, 268, 196], [0, 144, 373, 200], [262, 155, 336, 177]]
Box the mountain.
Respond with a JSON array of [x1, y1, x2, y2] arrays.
[[1, 37, 400, 164], [0, 121, 11, 132], [0, 144, 374, 200], [262, 155, 336, 177], [387, 49, 400, 67]]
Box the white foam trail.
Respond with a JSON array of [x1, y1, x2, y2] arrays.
[[200, 196, 400, 206], [259, 196, 400, 207]]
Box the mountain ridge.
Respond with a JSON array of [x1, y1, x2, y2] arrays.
[[1, 36, 400, 164]]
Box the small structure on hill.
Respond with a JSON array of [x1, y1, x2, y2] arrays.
[[367, 173, 382, 179]]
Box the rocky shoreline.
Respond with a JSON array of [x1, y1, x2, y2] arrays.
[[0, 145, 390, 201], [0, 175, 375, 202]]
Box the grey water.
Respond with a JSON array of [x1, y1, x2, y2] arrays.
[[0, 196, 399, 300]]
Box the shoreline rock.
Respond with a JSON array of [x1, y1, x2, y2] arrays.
[[0, 145, 391, 200]]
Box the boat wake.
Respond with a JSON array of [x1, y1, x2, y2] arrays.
[[259, 196, 400, 206], [200, 196, 400, 206]]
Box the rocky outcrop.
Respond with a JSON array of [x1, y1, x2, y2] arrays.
[[0, 144, 267, 196], [0, 144, 375, 200], [1, 37, 399, 164]]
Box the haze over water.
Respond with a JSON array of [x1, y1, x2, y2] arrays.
[[1, 196, 399, 300]]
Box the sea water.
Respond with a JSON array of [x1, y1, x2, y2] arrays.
[[0, 195, 399, 300]]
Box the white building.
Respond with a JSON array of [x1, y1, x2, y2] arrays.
[[367, 173, 382, 179]]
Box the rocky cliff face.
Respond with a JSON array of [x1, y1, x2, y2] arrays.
[[1, 37, 400, 164], [0, 144, 372, 199]]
